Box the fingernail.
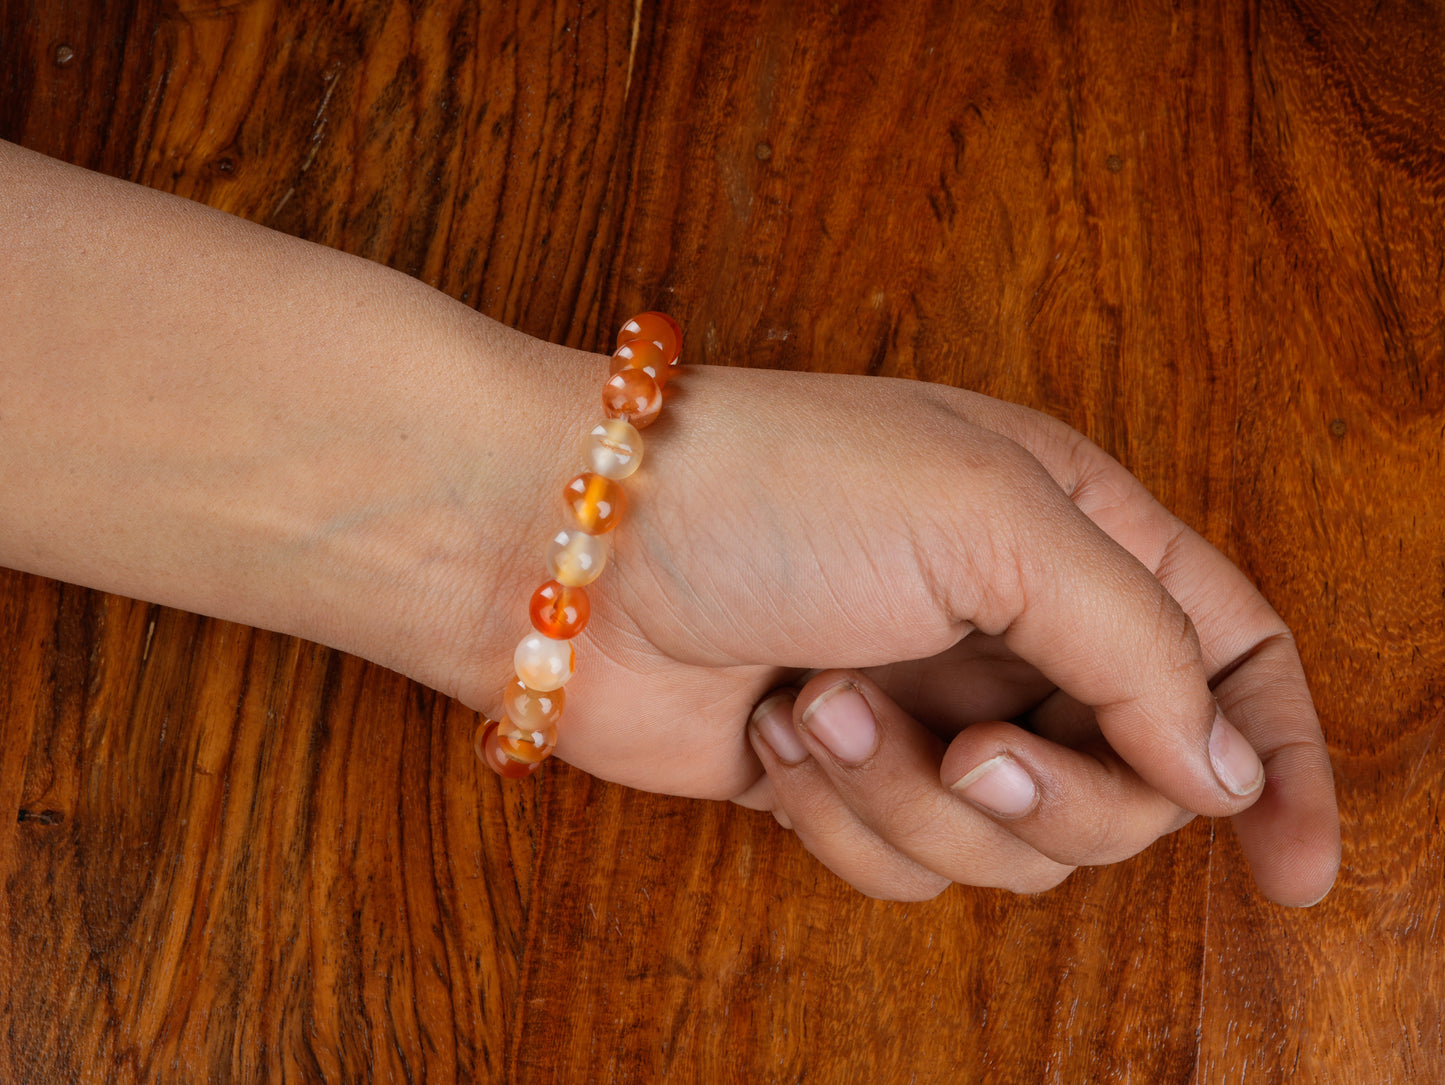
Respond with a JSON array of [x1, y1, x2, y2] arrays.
[[951, 754, 1038, 818], [1209, 711, 1265, 797], [800, 682, 877, 765], [750, 693, 808, 765]]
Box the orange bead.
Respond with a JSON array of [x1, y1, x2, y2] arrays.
[[611, 338, 670, 387], [563, 472, 626, 534], [529, 580, 590, 638], [582, 418, 644, 480], [497, 716, 558, 764], [475, 718, 543, 778], [603, 368, 662, 428], [617, 311, 682, 366], [503, 676, 565, 729], [545, 528, 608, 587]]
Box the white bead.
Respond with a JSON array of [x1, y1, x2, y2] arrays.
[[514, 633, 575, 692], [582, 418, 644, 480], [545, 528, 608, 586]]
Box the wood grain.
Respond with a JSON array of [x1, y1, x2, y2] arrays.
[[2, 0, 1442, 1081]]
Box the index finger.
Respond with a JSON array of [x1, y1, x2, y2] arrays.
[[958, 448, 1261, 819], [960, 396, 1339, 905]]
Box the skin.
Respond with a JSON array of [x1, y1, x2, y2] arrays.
[[0, 140, 1340, 906]]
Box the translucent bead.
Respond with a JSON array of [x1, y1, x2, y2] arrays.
[[563, 472, 626, 534], [611, 338, 670, 387], [603, 368, 662, 429], [496, 716, 558, 763], [475, 718, 543, 778], [529, 579, 590, 638], [617, 311, 682, 366], [503, 676, 565, 729], [514, 631, 575, 691], [545, 527, 608, 586], [582, 419, 644, 480]]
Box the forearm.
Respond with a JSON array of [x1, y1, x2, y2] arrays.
[[0, 140, 594, 705]]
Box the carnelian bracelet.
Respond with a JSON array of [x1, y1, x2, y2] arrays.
[[475, 311, 683, 777]]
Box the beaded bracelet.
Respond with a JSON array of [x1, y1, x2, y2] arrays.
[[475, 311, 683, 777]]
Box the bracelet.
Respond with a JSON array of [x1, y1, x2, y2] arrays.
[[475, 312, 684, 777]]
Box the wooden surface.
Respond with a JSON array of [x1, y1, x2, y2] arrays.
[[2, 0, 1442, 1081]]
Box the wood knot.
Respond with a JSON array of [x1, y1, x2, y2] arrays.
[[17, 808, 64, 826]]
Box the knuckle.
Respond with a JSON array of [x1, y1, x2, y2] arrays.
[[1063, 437, 1129, 508], [869, 794, 946, 844], [1150, 590, 1204, 673], [1062, 815, 1129, 865], [1050, 796, 1191, 866], [978, 431, 1053, 497]]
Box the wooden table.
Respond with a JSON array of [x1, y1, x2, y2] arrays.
[[2, 1, 1441, 1080]]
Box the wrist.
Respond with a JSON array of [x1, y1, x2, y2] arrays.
[[282, 279, 607, 713], [0, 142, 606, 713]]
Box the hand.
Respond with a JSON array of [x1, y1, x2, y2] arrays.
[[488, 363, 1339, 906], [0, 143, 1334, 905]]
